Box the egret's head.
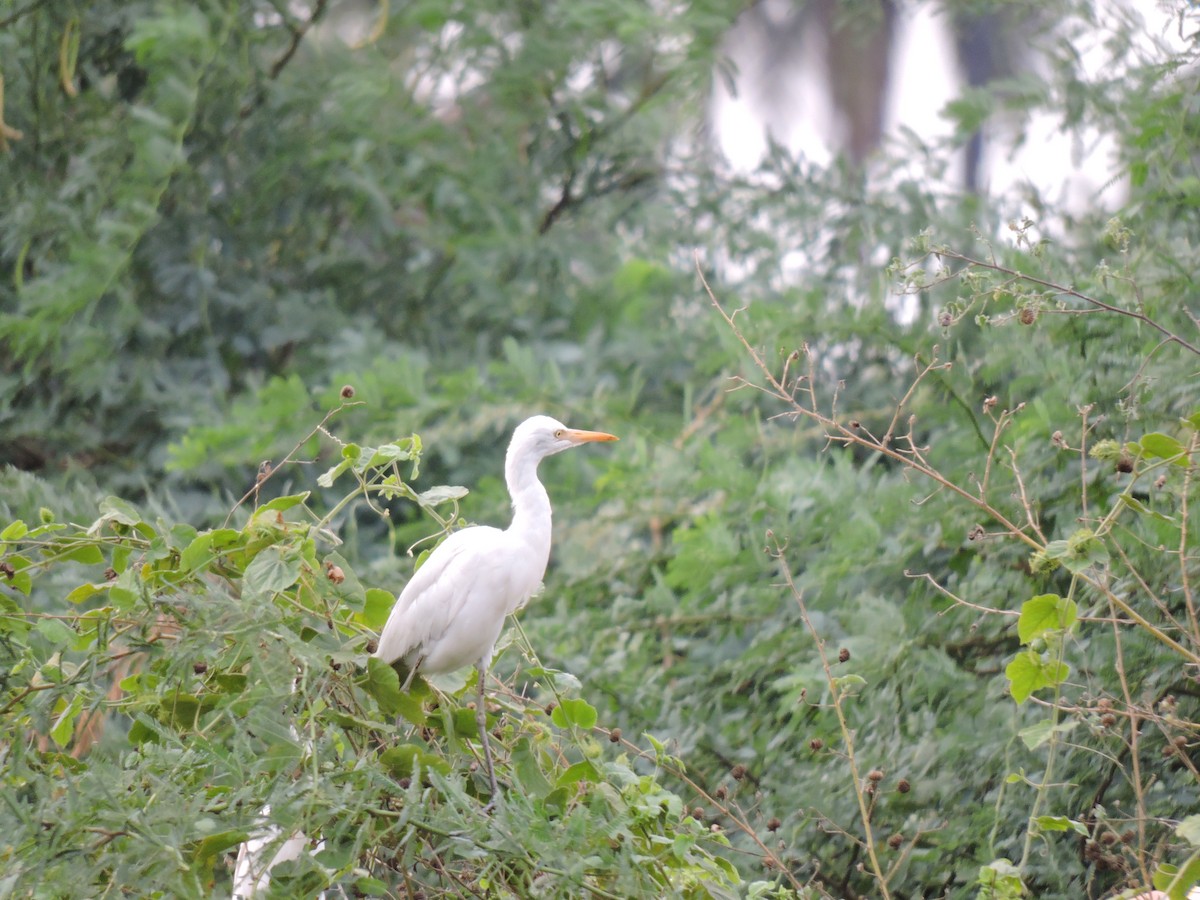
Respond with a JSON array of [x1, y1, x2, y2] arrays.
[[510, 415, 618, 462]]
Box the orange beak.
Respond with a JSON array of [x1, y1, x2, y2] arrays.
[[564, 428, 619, 443]]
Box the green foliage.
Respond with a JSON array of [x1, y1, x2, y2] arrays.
[[3, 0, 1200, 896], [0, 446, 741, 896]]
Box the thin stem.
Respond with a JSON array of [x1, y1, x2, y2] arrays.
[[934, 249, 1200, 358], [772, 537, 892, 900], [1018, 578, 1075, 872], [1179, 432, 1200, 644]]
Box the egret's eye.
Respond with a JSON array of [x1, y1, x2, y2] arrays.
[[554, 429, 564, 438]]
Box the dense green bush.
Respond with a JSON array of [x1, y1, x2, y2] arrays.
[[2, 0, 1198, 896]]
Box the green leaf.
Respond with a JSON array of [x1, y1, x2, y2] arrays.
[[98, 496, 145, 527], [512, 740, 554, 798], [256, 492, 311, 513], [50, 694, 83, 748], [60, 543, 105, 565], [361, 657, 426, 725], [1140, 431, 1187, 463], [65, 583, 106, 604], [1042, 540, 1070, 560], [127, 717, 162, 746], [1006, 650, 1069, 704], [1153, 857, 1200, 899], [976, 858, 1026, 900], [359, 588, 395, 630], [35, 617, 76, 645], [379, 743, 451, 777], [317, 458, 353, 488], [525, 666, 582, 693], [557, 759, 601, 788], [367, 442, 416, 467], [550, 697, 598, 730], [159, 692, 218, 728], [1120, 494, 1176, 523], [180, 529, 241, 572], [1, 520, 28, 541], [352, 877, 389, 896], [1033, 815, 1089, 836], [417, 485, 469, 508], [109, 567, 140, 610], [645, 732, 667, 760], [1017, 594, 1077, 644], [831, 673, 867, 696], [243, 547, 301, 598], [192, 829, 251, 865], [1177, 815, 1200, 847], [1019, 719, 1077, 750], [2, 554, 32, 591]]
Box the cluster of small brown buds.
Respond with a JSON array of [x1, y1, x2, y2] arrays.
[[968, 524, 985, 541], [1154, 473, 1167, 489], [838, 647, 850, 663], [609, 728, 621, 743], [809, 738, 823, 751], [897, 778, 911, 794], [0, 561, 14, 578], [938, 310, 953, 328], [731, 764, 748, 781], [365, 639, 378, 654], [715, 785, 728, 800], [1116, 453, 1134, 474], [193, 661, 208, 675], [103, 567, 117, 581], [325, 561, 345, 584], [983, 395, 998, 413], [340, 384, 356, 399], [1094, 696, 1117, 728], [887, 832, 904, 849], [767, 817, 782, 832], [544, 702, 556, 715], [1051, 430, 1067, 449], [1018, 307, 1037, 326]]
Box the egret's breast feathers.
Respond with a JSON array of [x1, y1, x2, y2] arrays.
[[373, 526, 545, 669]]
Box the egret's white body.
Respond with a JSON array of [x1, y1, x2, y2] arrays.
[[374, 414, 617, 800], [372, 524, 544, 675], [232, 806, 323, 898], [232, 416, 616, 894]]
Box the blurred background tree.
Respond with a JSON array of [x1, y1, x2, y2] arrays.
[[2, 0, 1198, 896]]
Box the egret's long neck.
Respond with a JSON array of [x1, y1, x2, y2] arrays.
[[505, 445, 552, 556]]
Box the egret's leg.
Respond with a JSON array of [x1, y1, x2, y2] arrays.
[[476, 666, 499, 806], [400, 657, 422, 693]]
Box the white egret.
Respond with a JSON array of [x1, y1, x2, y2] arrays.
[[373, 414, 618, 803]]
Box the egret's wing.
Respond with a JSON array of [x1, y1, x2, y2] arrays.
[[373, 526, 504, 666]]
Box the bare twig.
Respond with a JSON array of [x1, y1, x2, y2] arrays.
[[933, 249, 1200, 358], [769, 533, 893, 900]]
